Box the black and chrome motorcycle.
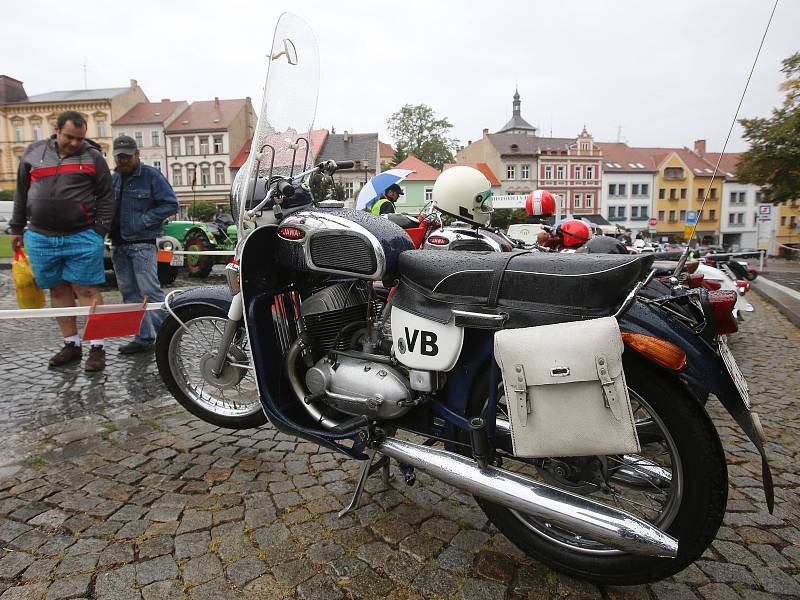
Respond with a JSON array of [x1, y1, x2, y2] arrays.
[[156, 13, 772, 585]]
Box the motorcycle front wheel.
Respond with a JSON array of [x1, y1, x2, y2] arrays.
[[466, 353, 727, 585], [155, 304, 267, 429]]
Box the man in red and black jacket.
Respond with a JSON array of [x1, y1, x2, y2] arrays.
[[9, 110, 114, 372]]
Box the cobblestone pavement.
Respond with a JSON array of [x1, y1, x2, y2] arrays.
[[0, 273, 798, 599], [762, 258, 800, 293]]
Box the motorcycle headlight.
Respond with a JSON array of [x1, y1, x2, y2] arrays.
[[160, 241, 174, 251]]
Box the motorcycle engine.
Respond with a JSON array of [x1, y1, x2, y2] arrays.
[[299, 281, 415, 420]]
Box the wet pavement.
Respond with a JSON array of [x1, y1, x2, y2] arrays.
[[0, 271, 798, 599]]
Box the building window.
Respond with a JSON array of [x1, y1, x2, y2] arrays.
[[680, 188, 687, 199], [664, 167, 683, 179], [658, 210, 665, 221], [640, 206, 648, 218], [755, 191, 764, 203], [669, 188, 677, 200], [32, 124, 41, 141], [658, 188, 665, 200], [608, 183, 617, 196], [574, 166, 582, 180], [185, 137, 195, 155], [424, 187, 433, 202], [574, 194, 582, 209], [641, 184, 649, 196], [186, 165, 196, 186], [213, 136, 223, 154], [697, 187, 704, 199], [544, 165, 552, 180], [172, 165, 183, 186], [556, 165, 565, 179], [709, 209, 716, 220], [580, 142, 590, 151], [199, 136, 209, 155], [97, 119, 106, 138], [631, 184, 640, 196], [618, 183, 627, 197], [201, 164, 211, 185], [153, 160, 162, 172], [631, 206, 639, 218], [343, 181, 354, 199], [135, 131, 143, 147], [729, 212, 744, 225], [585, 193, 593, 208], [520, 164, 529, 179], [710, 188, 717, 199], [586, 166, 594, 179], [669, 210, 677, 222], [14, 123, 23, 141], [507, 165, 516, 179], [215, 164, 225, 185], [680, 210, 686, 221], [781, 216, 787, 226], [171, 138, 181, 155], [151, 130, 160, 147]]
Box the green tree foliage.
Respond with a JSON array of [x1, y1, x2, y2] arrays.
[[387, 104, 459, 170], [188, 201, 217, 221], [490, 208, 548, 230], [736, 52, 800, 204], [0, 189, 13, 202]]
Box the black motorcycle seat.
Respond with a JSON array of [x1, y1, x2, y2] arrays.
[[391, 250, 655, 327]]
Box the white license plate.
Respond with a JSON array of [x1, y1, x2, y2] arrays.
[[719, 337, 750, 409], [170, 255, 184, 267]]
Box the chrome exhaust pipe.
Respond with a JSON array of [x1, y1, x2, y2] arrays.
[[378, 437, 678, 558]]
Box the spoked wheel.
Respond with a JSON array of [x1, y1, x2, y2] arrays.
[[156, 304, 267, 429], [465, 353, 727, 585]]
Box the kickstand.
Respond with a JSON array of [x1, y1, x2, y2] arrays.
[[338, 450, 393, 519]]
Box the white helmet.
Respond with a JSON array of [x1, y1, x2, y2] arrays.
[[433, 166, 493, 225]]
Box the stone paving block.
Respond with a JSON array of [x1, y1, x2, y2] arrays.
[[226, 555, 267, 588], [697, 561, 755, 584], [97, 542, 134, 566], [174, 531, 210, 560], [399, 531, 444, 563], [750, 566, 800, 595], [21, 558, 58, 581], [272, 557, 316, 587], [411, 565, 459, 598], [181, 553, 223, 587], [460, 577, 507, 600], [27, 510, 68, 528], [187, 578, 238, 600], [0, 584, 48, 600], [95, 564, 138, 600], [650, 581, 700, 599], [54, 553, 98, 575], [141, 581, 183, 600], [136, 554, 179, 587], [66, 537, 107, 556], [44, 573, 90, 600], [0, 552, 35, 578]]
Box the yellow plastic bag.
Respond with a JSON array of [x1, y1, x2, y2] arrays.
[[12, 248, 46, 309]]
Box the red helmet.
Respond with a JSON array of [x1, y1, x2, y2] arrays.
[[557, 219, 592, 248], [525, 189, 556, 217]]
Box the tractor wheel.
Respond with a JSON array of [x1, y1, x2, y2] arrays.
[[184, 230, 214, 278]]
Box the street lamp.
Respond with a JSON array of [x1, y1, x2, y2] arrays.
[[363, 161, 369, 184]]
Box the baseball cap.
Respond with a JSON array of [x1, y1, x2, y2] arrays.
[[385, 183, 404, 195], [113, 135, 137, 156]]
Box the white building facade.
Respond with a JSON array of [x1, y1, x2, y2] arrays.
[[601, 171, 656, 235], [720, 181, 759, 249]]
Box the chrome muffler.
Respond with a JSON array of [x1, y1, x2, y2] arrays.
[[378, 437, 678, 558]]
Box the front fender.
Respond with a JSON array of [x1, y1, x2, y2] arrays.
[[620, 299, 774, 512], [166, 285, 233, 315]]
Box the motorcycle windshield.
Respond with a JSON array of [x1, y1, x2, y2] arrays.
[[233, 12, 319, 214]]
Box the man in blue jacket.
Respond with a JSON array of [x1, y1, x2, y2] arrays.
[[111, 135, 179, 353]]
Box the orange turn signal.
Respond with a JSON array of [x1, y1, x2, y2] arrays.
[[621, 332, 687, 371], [156, 249, 173, 264]]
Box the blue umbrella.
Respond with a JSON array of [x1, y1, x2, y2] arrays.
[[355, 169, 415, 210]]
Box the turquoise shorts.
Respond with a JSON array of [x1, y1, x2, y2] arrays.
[[23, 228, 106, 289]]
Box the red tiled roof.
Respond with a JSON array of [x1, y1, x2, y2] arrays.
[[379, 141, 395, 159], [595, 143, 658, 172], [230, 129, 329, 170], [165, 99, 249, 132], [702, 152, 741, 179], [443, 162, 501, 187], [394, 154, 441, 181], [112, 100, 187, 125], [637, 146, 720, 176]]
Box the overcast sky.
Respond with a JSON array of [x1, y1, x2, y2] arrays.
[[3, 0, 797, 153]]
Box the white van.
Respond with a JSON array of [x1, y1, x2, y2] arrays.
[[506, 223, 547, 246]]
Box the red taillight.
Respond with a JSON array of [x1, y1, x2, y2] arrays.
[[427, 236, 449, 246], [708, 290, 738, 335], [735, 280, 750, 293], [701, 278, 722, 291], [705, 259, 717, 268], [687, 273, 705, 288], [277, 226, 306, 240]]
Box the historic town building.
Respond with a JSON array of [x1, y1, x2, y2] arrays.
[[0, 75, 147, 190], [596, 142, 657, 236]]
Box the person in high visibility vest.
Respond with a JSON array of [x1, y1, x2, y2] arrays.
[[368, 183, 403, 215]]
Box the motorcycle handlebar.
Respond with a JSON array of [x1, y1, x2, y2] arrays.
[[335, 160, 355, 170]]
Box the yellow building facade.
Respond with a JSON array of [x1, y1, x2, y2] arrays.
[[650, 150, 723, 243], [0, 77, 147, 191], [775, 199, 800, 248]]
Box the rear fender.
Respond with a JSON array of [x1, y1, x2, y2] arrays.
[[620, 299, 774, 511]]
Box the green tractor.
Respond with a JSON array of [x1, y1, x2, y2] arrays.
[[163, 212, 237, 278]]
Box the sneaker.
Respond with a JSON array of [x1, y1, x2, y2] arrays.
[[119, 341, 155, 354], [84, 346, 106, 372], [48, 342, 82, 367]]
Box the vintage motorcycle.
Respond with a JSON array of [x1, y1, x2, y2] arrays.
[[156, 13, 773, 585]]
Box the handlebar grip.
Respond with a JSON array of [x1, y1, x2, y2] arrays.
[[276, 180, 295, 197], [335, 160, 355, 170]]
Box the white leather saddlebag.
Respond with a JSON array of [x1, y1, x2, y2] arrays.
[[493, 317, 640, 458]]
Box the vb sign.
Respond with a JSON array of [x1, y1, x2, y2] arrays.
[[686, 210, 698, 225], [757, 204, 772, 222]]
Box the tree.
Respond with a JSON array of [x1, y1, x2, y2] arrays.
[[188, 201, 216, 221], [387, 104, 459, 170], [736, 52, 800, 204], [0, 189, 13, 202]]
